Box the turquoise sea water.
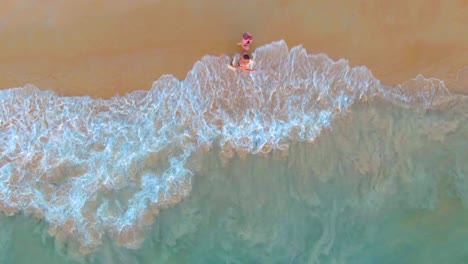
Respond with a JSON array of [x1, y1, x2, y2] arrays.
[[0, 41, 467, 263]]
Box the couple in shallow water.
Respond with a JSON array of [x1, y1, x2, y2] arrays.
[[229, 32, 256, 72]]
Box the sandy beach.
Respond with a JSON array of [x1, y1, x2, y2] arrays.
[[0, 0, 467, 98], [1, 2, 468, 262]]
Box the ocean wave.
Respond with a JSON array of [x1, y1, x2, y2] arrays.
[[0, 40, 465, 253]]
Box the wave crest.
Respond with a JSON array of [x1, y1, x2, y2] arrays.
[[0, 40, 460, 253]]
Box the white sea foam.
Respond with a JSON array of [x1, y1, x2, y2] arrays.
[[0, 40, 463, 253]]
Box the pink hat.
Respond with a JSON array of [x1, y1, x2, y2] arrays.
[[243, 32, 253, 40]]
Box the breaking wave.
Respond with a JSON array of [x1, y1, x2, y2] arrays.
[[0, 40, 465, 254]]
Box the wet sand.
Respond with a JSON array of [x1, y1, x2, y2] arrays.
[[0, 0, 467, 98]]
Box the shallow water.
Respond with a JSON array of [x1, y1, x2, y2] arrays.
[[0, 41, 467, 263]]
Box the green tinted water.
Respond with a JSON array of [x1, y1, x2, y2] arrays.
[[1, 99, 467, 264]]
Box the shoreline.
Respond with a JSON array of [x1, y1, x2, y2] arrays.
[[1, 1, 467, 98], [2, 43, 466, 98]]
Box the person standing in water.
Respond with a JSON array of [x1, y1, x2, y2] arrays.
[[230, 32, 256, 72], [229, 52, 256, 72]]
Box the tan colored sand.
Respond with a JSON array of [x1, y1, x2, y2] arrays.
[[0, 0, 467, 98]]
